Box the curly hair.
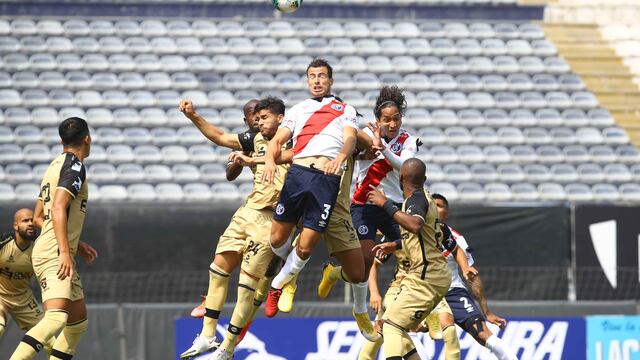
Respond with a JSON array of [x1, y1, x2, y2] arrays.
[[374, 85, 407, 119]]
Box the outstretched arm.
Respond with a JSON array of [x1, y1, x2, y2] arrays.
[[179, 100, 243, 151]]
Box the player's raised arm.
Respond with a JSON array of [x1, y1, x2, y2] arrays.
[[262, 127, 292, 184], [179, 100, 243, 151]]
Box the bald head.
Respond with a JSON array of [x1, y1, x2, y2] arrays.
[[400, 158, 427, 187], [243, 99, 260, 131], [14, 208, 36, 241]]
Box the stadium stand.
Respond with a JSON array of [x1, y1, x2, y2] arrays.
[[1, 17, 639, 203]]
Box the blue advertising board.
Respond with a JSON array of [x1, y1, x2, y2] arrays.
[[175, 316, 585, 360], [588, 316, 640, 360]]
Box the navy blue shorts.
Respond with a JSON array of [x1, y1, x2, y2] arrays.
[[273, 164, 341, 233], [445, 287, 486, 329], [350, 203, 401, 241]]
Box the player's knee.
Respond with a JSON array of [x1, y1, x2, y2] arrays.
[[476, 327, 493, 344], [463, 316, 488, 344], [67, 318, 88, 335], [295, 246, 313, 260]]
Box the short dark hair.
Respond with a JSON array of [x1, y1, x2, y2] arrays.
[[58, 117, 89, 146], [254, 97, 285, 116], [374, 85, 407, 119], [432, 193, 449, 206], [306, 58, 333, 79]]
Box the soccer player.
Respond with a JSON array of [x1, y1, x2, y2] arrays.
[[261, 58, 375, 340], [178, 97, 289, 360], [316, 85, 420, 326], [430, 194, 518, 360], [366, 158, 451, 360], [11, 117, 92, 360], [359, 225, 475, 359], [1, 209, 97, 355]]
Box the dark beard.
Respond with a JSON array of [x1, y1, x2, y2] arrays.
[[19, 230, 37, 242]]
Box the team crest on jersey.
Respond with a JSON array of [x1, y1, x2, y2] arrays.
[[390, 142, 403, 153], [331, 104, 344, 111], [72, 177, 83, 192], [275, 204, 285, 215], [357, 225, 368, 235], [71, 161, 82, 172]]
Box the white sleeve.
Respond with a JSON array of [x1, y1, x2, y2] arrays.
[[281, 104, 297, 132], [342, 106, 359, 129], [381, 136, 419, 171], [454, 234, 475, 267]]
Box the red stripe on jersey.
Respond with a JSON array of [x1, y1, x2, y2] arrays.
[[352, 132, 411, 204], [293, 100, 346, 156], [450, 227, 461, 240]]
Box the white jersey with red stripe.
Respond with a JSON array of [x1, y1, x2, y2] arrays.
[[445, 226, 475, 289], [352, 127, 419, 204], [281, 96, 359, 160]]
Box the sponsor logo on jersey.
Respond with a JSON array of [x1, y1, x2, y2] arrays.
[[72, 177, 83, 192], [71, 161, 82, 172], [357, 225, 368, 235], [275, 204, 285, 215]]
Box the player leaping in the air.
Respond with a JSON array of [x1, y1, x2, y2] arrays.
[[428, 194, 519, 360], [178, 97, 290, 360], [261, 58, 377, 341]]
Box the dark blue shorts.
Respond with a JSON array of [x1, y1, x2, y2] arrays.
[[273, 164, 341, 233], [445, 287, 486, 329], [350, 203, 401, 241]]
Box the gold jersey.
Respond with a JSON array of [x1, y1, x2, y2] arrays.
[[0, 232, 34, 297], [399, 189, 450, 285], [238, 131, 289, 211], [389, 246, 411, 288], [34, 153, 88, 258]]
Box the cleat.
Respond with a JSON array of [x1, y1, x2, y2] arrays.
[[235, 321, 252, 345], [278, 282, 297, 313], [180, 334, 219, 359], [207, 347, 234, 360], [317, 262, 337, 298], [265, 288, 282, 318], [190, 296, 207, 318], [425, 312, 443, 340], [353, 309, 381, 342]]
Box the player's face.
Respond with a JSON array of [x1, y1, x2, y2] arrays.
[[257, 109, 282, 139], [14, 210, 36, 241], [244, 110, 259, 131], [435, 198, 449, 222], [377, 105, 402, 139], [307, 66, 333, 98]]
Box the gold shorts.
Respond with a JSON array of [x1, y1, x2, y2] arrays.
[[0, 290, 43, 330], [433, 297, 453, 315], [217, 206, 274, 278], [382, 274, 449, 331], [323, 207, 361, 255], [32, 257, 84, 303]]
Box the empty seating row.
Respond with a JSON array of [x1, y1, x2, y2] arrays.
[[0, 35, 557, 56], [0, 106, 615, 128], [0, 71, 583, 92], [3, 182, 639, 203], [0, 143, 637, 167], [0, 89, 598, 110], [0, 19, 539, 40], [430, 182, 640, 202], [418, 144, 639, 164], [1, 53, 570, 74], [0, 182, 254, 203]]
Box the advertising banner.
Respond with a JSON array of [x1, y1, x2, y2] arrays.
[[175, 316, 585, 360], [587, 316, 640, 360]]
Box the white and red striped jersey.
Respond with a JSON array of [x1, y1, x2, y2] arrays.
[[445, 226, 475, 290], [352, 127, 419, 204], [281, 96, 358, 160]]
